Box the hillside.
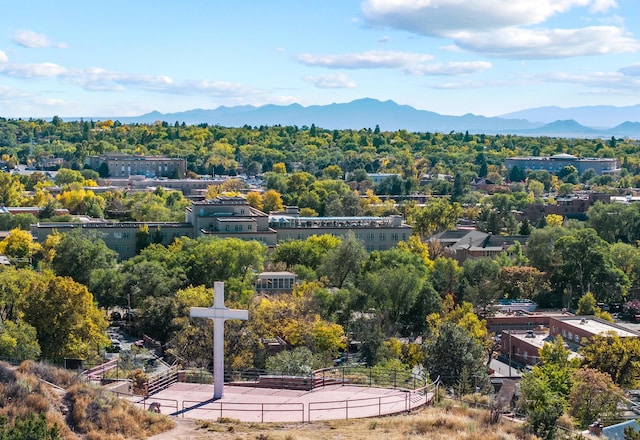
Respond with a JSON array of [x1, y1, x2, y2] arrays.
[[0, 361, 174, 439]]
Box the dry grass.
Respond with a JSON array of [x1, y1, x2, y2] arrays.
[[150, 402, 539, 440], [0, 360, 176, 440]]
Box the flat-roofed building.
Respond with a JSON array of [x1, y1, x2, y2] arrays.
[[187, 196, 277, 247], [255, 271, 298, 294], [505, 154, 620, 176], [549, 315, 639, 344], [269, 207, 412, 252], [86, 154, 186, 178]]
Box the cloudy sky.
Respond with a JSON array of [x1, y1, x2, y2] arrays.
[[1, 0, 639, 118]]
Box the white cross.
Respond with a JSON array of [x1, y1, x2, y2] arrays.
[[190, 281, 248, 399]]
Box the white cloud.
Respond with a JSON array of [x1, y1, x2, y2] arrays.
[[406, 61, 492, 75], [527, 69, 640, 92], [12, 30, 67, 49], [360, 0, 636, 59], [295, 50, 433, 69], [589, 0, 617, 13], [361, 0, 589, 35], [0, 50, 7, 63], [454, 25, 639, 59], [304, 73, 357, 89], [0, 62, 67, 78], [0, 86, 31, 99]]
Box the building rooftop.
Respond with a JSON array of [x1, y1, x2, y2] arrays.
[[555, 316, 640, 338]]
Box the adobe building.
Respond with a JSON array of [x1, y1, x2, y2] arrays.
[[85, 154, 186, 178], [32, 196, 413, 260]]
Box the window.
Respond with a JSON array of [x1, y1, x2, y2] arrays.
[[247, 225, 252, 231], [235, 225, 242, 232], [379, 233, 386, 241], [366, 233, 374, 241], [392, 233, 398, 241]]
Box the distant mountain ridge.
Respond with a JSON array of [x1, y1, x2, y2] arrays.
[[88, 98, 640, 138]]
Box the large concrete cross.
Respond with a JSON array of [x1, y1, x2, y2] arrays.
[[190, 281, 248, 399]]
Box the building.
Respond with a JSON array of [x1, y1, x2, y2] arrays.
[[85, 154, 186, 178], [186, 196, 277, 246], [268, 206, 413, 252], [496, 313, 640, 367], [505, 153, 620, 176], [31, 221, 194, 260], [431, 229, 528, 262], [255, 271, 298, 294], [32, 196, 412, 260], [367, 173, 401, 185], [524, 192, 611, 222]]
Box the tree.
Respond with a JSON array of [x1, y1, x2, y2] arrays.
[[517, 372, 566, 440], [21, 274, 109, 361], [545, 214, 564, 227], [0, 320, 41, 360], [580, 332, 640, 389], [50, 230, 118, 287], [0, 229, 41, 266], [318, 232, 366, 288], [577, 292, 598, 315], [265, 347, 320, 375], [262, 189, 284, 213], [424, 321, 489, 389], [568, 367, 623, 428], [409, 198, 462, 239], [554, 228, 628, 304], [54, 168, 84, 186], [0, 172, 25, 206]]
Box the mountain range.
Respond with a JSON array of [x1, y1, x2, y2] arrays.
[[98, 98, 640, 138]]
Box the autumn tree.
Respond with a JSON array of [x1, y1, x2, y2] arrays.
[[22, 274, 109, 361], [580, 331, 640, 388], [568, 367, 624, 428]]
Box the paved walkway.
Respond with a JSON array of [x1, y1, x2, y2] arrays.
[[130, 383, 433, 423]]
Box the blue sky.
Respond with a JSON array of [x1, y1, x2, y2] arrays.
[[1, 0, 639, 119]]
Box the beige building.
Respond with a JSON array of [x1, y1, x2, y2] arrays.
[[269, 206, 412, 252], [86, 154, 186, 178], [32, 196, 412, 260]]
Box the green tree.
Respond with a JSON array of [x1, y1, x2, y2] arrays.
[[0, 320, 41, 361], [318, 231, 366, 288], [54, 168, 84, 186], [424, 321, 489, 389], [409, 198, 462, 239], [517, 372, 566, 440], [51, 230, 118, 286], [265, 347, 320, 375]]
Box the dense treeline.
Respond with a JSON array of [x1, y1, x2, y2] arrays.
[[2, 117, 640, 185]]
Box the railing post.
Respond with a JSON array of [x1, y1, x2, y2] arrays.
[[345, 400, 349, 420], [379, 396, 382, 416], [261, 403, 264, 423]]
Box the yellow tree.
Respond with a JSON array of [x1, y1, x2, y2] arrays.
[[545, 214, 564, 227], [0, 229, 41, 266], [245, 191, 264, 210], [262, 189, 284, 213], [272, 162, 287, 174], [22, 274, 109, 361]]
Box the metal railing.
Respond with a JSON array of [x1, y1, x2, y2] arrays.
[[179, 400, 305, 423]]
